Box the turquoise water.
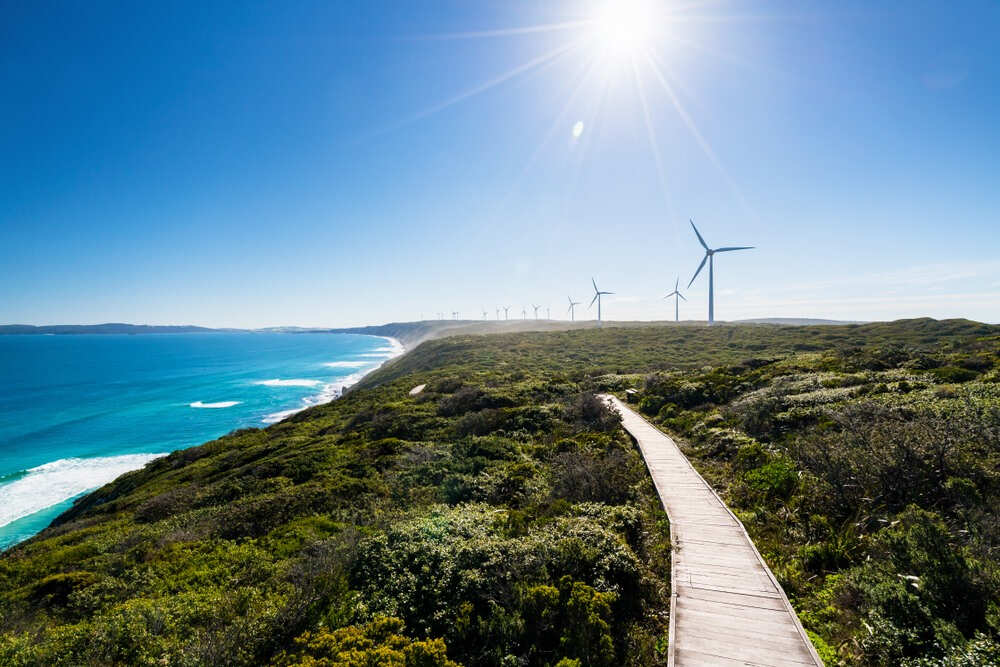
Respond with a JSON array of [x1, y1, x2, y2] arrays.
[[0, 332, 401, 548]]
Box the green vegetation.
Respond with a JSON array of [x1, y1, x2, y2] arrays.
[[0, 318, 997, 665], [635, 322, 1000, 665]]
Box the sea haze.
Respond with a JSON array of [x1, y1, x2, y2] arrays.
[[0, 332, 402, 548]]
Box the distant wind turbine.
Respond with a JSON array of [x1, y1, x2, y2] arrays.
[[521, 306, 527, 319], [503, 306, 510, 320], [589, 278, 613, 324], [482, 308, 488, 320], [452, 311, 459, 320], [495, 307, 501, 320], [546, 306, 550, 320], [663, 276, 687, 322], [532, 304, 541, 320], [567, 296, 581, 321], [687, 219, 753, 324]]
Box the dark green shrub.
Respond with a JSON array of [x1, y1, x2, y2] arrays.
[[742, 458, 798, 501], [930, 366, 979, 383]]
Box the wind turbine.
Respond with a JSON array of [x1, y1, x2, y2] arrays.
[[546, 306, 550, 320], [452, 311, 459, 320], [589, 278, 613, 324], [503, 306, 510, 320], [567, 296, 581, 321], [663, 277, 687, 322], [495, 307, 501, 320], [532, 304, 541, 320], [687, 219, 753, 324], [521, 306, 527, 320], [482, 308, 488, 320]]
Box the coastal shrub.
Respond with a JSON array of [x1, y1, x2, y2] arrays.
[[519, 577, 617, 667], [740, 457, 798, 502], [563, 392, 620, 432], [550, 448, 636, 504], [349, 504, 646, 665], [275, 616, 459, 667], [453, 408, 507, 437], [437, 386, 512, 417], [930, 366, 979, 383]]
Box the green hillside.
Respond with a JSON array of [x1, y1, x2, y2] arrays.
[[0, 319, 997, 665]]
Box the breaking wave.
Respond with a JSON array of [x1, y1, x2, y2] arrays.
[[254, 379, 322, 387], [0, 454, 165, 529], [190, 400, 240, 408]]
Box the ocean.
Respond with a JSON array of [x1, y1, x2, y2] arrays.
[[0, 332, 402, 549]]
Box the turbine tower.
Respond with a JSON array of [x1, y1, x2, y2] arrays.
[[567, 296, 581, 321], [589, 278, 613, 324], [687, 219, 753, 324], [663, 276, 687, 322], [532, 304, 541, 320]]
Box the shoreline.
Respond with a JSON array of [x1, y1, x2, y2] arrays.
[[0, 333, 406, 548], [261, 335, 405, 424]]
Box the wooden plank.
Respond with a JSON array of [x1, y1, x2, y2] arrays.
[[676, 585, 787, 611], [601, 396, 824, 667]]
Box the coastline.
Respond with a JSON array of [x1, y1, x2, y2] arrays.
[[260, 335, 405, 424], [0, 333, 407, 549]]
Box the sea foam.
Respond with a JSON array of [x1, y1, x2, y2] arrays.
[[254, 379, 322, 387], [261, 336, 404, 425], [190, 400, 241, 408], [0, 453, 164, 529], [323, 361, 368, 368]]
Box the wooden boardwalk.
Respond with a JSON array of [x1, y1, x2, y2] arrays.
[[602, 396, 824, 667]]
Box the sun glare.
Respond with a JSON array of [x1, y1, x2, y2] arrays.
[[590, 0, 657, 59]]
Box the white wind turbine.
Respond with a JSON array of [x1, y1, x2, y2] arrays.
[[687, 220, 753, 324], [532, 304, 541, 320], [567, 296, 581, 321], [663, 276, 687, 322], [589, 278, 613, 324]]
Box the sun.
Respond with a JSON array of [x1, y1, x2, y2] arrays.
[[590, 0, 657, 60]]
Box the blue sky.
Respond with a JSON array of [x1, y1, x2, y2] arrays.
[[2, 0, 998, 327]]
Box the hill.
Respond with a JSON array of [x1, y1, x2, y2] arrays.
[[0, 318, 997, 665]]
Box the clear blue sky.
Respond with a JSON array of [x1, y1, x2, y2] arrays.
[[2, 0, 998, 326]]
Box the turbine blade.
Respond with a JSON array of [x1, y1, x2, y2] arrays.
[[688, 253, 708, 288], [589, 293, 598, 307], [592, 277, 598, 293], [690, 219, 709, 250], [678, 293, 687, 301], [602, 291, 614, 295], [715, 246, 754, 252], [675, 276, 679, 290]]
